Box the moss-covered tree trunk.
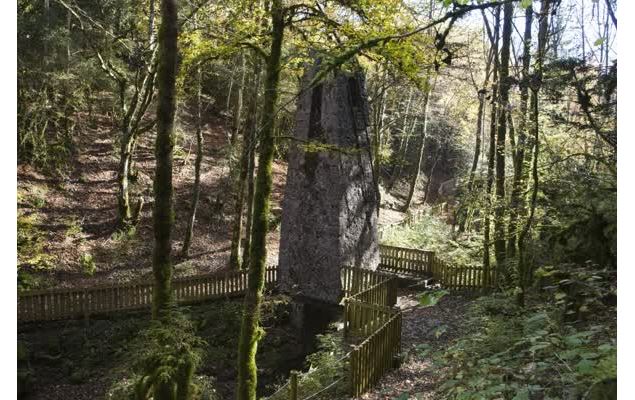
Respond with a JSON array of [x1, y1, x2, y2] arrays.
[[182, 65, 204, 257], [152, 0, 177, 320], [241, 56, 261, 270], [493, 2, 513, 279], [229, 129, 249, 269], [507, 5, 533, 260], [518, 0, 552, 306], [236, 1, 284, 398]]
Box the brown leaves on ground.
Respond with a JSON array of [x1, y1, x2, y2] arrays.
[[357, 291, 471, 400]]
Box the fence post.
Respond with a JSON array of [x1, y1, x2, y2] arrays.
[[290, 370, 298, 400], [82, 288, 90, 329], [343, 301, 349, 338]]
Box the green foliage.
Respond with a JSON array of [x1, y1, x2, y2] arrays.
[[107, 310, 207, 400], [382, 211, 482, 267], [535, 263, 615, 322], [427, 293, 616, 399], [418, 289, 449, 307], [19, 185, 48, 209], [18, 210, 56, 291], [109, 227, 140, 257], [268, 333, 349, 400], [79, 253, 97, 276], [65, 217, 84, 239]]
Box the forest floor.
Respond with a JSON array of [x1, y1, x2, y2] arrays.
[[358, 291, 472, 400], [18, 294, 311, 400], [18, 109, 287, 289], [18, 108, 429, 290]]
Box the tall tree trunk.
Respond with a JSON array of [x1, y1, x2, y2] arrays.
[[457, 72, 488, 234], [387, 89, 415, 191], [182, 66, 204, 257], [236, 1, 283, 398], [422, 150, 440, 205], [116, 46, 158, 227], [482, 6, 500, 288], [493, 1, 513, 279], [507, 5, 533, 261], [152, 0, 177, 320], [242, 57, 261, 270], [117, 128, 134, 225], [232, 52, 247, 144], [404, 81, 433, 212], [518, 0, 553, 306], [229, 67, 252, 268]]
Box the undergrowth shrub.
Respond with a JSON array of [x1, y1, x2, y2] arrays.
[[382, 210, 482, 267], [106, 310, 209, 400], [18, 210, 55, 291], [430, 292, 616, 400], [268, 333, 349, 400], [79, 253, 96, 276]]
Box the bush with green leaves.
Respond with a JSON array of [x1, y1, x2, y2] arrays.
[[79, 253, 96, 276], [427, 293, 616, 400], [107, 310, 208, 400], [382, 211, 482, 267], [18, 211, 56, 291]]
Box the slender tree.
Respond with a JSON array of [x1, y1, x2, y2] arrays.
[[181, 64, 204, 257], [518, 0, 553, 306], [404, 78, 433, 212], [152, 0, 178, 319], [507, 4, 533, 260], [457, 41, 494, 233], [229, 61, 252, 269], [493, 1, 513, 278], [241, 56, 262, 270], [236, 0, 284, 398], [482, 6, 500, 288]]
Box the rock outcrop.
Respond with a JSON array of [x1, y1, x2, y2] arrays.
[[278, 63, 380, 304]]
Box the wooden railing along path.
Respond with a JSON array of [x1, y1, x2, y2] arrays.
[[379, 244, 490, 292], [18, 244, 489, 398], [18, 245, 489, 323], [18, 267, 278, 322]]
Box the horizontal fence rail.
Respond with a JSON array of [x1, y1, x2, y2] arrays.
[[378, 244, 434, 276], [18, 245, 490, 324], [17, 267, 278, 322]]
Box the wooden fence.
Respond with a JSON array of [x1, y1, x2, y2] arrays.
[[341, 266, 397, 305], [17, 267, 278, 322], [18, 245, 490, 323], [379, 244, 489, 292], [349, 311, 402, 397], [378, 244, 434, 276]]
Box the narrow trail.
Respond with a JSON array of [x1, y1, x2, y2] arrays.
[[358, 291, 472, 400]]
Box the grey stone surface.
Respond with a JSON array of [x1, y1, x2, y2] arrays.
[[279, 63, 380, 304]]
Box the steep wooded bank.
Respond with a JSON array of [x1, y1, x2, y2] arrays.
[[17, 0, 617, 399]]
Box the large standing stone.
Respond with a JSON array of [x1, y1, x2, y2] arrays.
[[278, 63, 380, 304]]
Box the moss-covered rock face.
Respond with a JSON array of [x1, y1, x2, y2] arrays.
[[279, 63, 379, 305]]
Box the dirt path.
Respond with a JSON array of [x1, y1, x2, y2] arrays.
[[357, 292, 472, 400]]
